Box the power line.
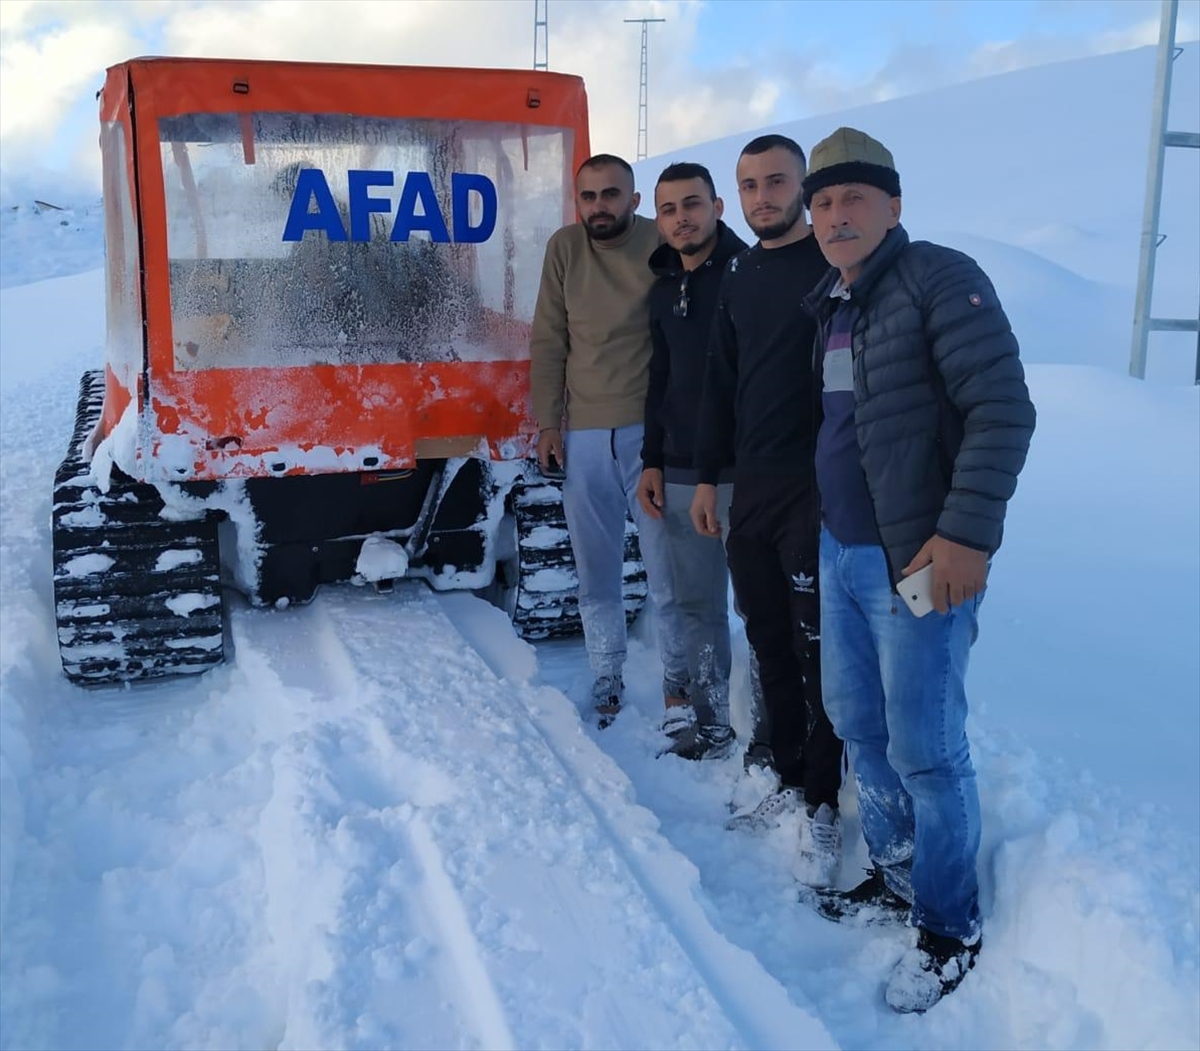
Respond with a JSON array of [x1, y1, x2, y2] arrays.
[[624, 17, 664, 161]]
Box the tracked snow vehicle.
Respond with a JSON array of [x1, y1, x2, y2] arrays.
[[52, 57, 646, 686]]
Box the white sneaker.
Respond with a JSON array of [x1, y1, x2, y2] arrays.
[[725, 785, 801, 832], [727, 755, 780, 815], [793, 802, 842, 888]]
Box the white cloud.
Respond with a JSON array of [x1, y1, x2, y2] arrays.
[[152, 0, 710, 158], [714, 10, 1200, 133], [1, 0, 1195, 203], [657, 66, 782, 159], [162, 0, 526, 66], [0, 19, 134, 141], [0, 0, 721, 198]]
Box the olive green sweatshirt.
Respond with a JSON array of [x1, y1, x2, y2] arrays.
[[529, 214, 660, 431]]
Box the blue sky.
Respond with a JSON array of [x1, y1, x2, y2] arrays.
[[1, 0, 1197, 202], [687, 0, 1176, 73]]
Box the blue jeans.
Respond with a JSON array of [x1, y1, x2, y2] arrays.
[[562, 425, 687, 685], [818, 527, 982, 942]]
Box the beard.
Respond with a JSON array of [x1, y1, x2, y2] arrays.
[[746, 190, 805, 241], [677, 224, 718, 257], [584, 208, 634, 242]]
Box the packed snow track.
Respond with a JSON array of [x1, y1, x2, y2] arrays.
[[0, 582, 833, 1051]]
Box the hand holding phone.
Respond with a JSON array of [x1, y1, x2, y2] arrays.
[[897, 563, 936, 617]]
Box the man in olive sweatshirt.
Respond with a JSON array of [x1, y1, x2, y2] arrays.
[[530, 154, 687, 726]]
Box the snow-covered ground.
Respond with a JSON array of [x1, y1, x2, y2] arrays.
[[1, 43, 1198, 1051]]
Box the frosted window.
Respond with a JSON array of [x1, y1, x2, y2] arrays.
[[101, 120, 142, 387], [159, 112, 571, 371]]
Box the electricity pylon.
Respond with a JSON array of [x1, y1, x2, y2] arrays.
[[1130, 0, 1199, 382], [534, 0, 548, 71], [624, 17, 665, 161]]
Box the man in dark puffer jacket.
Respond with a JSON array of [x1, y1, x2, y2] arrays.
[[798, 128, 1036, 1014]]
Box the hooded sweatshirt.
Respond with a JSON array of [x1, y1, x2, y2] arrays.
[[641, 221, 749, 476]]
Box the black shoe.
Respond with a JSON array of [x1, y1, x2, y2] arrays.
[[591, 675, 624, 729], [659, 704, 697, 738], [804, 866, 910, 927], [885, 928, 981, 1013], [742, 741, 774, 773], [659, 723, 736, 761]]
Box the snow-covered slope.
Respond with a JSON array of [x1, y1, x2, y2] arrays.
[[0, 200, 104, 291], [1, 43, 1198, 1051], [637, 43, 1200, 384]]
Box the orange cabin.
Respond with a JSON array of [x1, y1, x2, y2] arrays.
[[98, 57, 590, 482]]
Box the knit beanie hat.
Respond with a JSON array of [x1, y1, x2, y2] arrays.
[[802, 127, 901, 207]]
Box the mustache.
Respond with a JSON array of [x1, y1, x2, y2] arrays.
[[826, 228, 858, 242]]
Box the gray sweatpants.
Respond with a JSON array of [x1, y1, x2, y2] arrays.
[[562, 425, 687, 686], [662, 481, 734, 726]]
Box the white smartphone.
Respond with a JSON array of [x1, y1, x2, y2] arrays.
[[897, 563, 936, 617]]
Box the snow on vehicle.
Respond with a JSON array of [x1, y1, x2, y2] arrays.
[[52, 56, 646, 686]]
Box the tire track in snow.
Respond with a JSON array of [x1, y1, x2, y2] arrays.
[[323, 586, 773, 1049], [506, 706, 827, 1051], [231, 594, 516, 1051], [436, 592, 837, 1051], [405, 817, 517, 1051], [300, 597, 518, 1051]]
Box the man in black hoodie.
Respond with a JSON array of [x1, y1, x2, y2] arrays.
[[690, 134, 844, 889], [638, 162, 748, 761]]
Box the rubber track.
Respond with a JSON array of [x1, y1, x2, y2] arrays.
[[509, 478, 647, 641], [52, 371, 226, 685]]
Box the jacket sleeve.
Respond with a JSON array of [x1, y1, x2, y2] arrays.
[[693, 275, 738, 484], [528, 233, 569, 430], [641, 306, 669, 469], [924, 253, 1037, 553]]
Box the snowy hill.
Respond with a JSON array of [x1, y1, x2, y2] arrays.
[[1, 44, 1198, 1051], [636, 43, 1200, 384], [0, 200, 105, 291]]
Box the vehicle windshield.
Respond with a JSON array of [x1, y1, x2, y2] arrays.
[[159, 111, 570, 371]]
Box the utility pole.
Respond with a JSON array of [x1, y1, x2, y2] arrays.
[[624, 17, 665, 161], [533, 0, 548, 71], [1129, 0, 1199, 382]]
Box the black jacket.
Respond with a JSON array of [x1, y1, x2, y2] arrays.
[[694, 233, 831, 483], [806, 225, 1037, 579], [642, 222, 749, 472]]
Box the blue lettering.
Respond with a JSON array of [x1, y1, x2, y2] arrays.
[[282, 169, 499, 244], [390, 171, 450, 243], [347, 170, 395, 241], [451, 172, 498, 244], [281, 169, 347, 242]]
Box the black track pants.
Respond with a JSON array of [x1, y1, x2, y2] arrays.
[[725, 474, 843, 809]]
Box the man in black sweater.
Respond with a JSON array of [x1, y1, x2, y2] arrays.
[[691, 134, 844, 888], [638, 162, 748, 761]]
